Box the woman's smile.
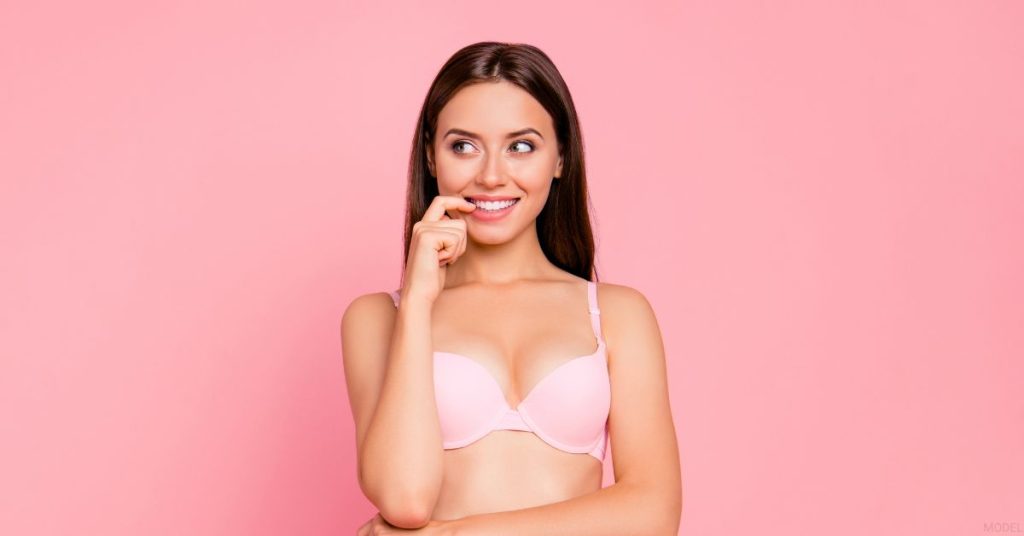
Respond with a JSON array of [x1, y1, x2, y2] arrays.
[[466, 197, 520, 222]]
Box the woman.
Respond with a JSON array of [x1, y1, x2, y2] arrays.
[[342, 42, 682, 534]]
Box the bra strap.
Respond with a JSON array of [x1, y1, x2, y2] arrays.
[[389, 289, 400, 308], [587, 281, 605, 345]]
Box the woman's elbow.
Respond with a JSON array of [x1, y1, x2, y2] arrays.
[[357, 463, 440, 527], [632, 480, 681, 535], [654, 507, 681, 535], [377, 492, 435, 529], [653, 487, 682, 535]]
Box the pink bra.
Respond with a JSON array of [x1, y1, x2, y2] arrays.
[[389, 281, 610, 462]]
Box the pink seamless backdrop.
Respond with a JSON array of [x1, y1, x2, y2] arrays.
[[1, 1, 1021, 535]]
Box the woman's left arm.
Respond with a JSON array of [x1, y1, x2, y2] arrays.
[[447, 284, 683, 535]]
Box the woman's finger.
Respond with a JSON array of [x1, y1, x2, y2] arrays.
[[424, 219, 467, 264], [360, 512, 384, 535], [422, 195, 476, 223], [356, 516, 371, 536], [431, 228, 462, 259]]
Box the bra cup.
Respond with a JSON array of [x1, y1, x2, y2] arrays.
[[433, 353, 509, 447], [393, 282, 610, 458], [518, 352, 611, 452]]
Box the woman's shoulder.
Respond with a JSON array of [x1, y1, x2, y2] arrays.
[[592, 280, 652, 310], [349, 288, 400, 310], [340, 289, 400, 333], [591, 281, 660, 356]]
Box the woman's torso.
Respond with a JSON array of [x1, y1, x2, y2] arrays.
[[390, 277, 610, 520]]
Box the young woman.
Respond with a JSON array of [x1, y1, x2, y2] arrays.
[[342, 42, 682, 535]]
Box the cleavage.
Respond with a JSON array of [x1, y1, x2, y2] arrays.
[[434, 331, 601, 408]]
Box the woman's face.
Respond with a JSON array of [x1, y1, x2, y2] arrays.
[[426, 80, 563, 244]]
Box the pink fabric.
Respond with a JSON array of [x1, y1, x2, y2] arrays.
[[389, 281, 611, 462]]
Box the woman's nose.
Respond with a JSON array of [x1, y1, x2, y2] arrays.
[[476, 152, 508, 187]]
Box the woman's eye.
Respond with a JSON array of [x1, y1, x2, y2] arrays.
[[450, 140, 534, 154], [451, 141, 473, 153], [510, 140, 534, 153]]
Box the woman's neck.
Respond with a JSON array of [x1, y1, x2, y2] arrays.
[[442, 224, 555, 287]]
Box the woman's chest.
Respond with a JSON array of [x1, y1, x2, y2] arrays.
[[430, 307, 602, 403]]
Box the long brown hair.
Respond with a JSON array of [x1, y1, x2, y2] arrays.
[[400, 41, 599, 286]]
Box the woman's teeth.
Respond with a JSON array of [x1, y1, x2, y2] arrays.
[[471, 199, 519, 211]]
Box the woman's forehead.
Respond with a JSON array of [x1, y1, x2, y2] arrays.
[[437, 82, 554, 138]]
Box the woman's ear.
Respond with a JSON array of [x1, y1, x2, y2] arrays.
[[555, 152, 563, 179], [425, 143, 435, 176]]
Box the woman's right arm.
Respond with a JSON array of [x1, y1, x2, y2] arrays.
[[342, 195, 478, 529], [341, 290, 442, 529]]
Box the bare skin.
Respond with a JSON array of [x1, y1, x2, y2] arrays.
[[344, 81, 682, 534], [424, 277, 608, 520]]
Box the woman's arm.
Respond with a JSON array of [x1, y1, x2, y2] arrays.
[[446, 480, 679, 535], [341, 291, 444, 529], [447, 284, 683, 535]]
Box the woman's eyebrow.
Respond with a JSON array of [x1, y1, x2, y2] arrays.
[[443, 127, 544, 140]]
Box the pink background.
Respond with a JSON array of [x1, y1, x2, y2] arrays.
[[2, 1, 1021, 535]]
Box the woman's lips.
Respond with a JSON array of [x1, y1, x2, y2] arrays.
[[468, 198, 519, 222]]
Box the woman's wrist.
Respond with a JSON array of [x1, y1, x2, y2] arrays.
[[397, 289, 435, 312]]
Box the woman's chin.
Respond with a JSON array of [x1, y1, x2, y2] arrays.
[[467, 226, 520, 246]]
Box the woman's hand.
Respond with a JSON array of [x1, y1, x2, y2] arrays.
[[356, 512, 455, 535], [402, 195, 476, 305]]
